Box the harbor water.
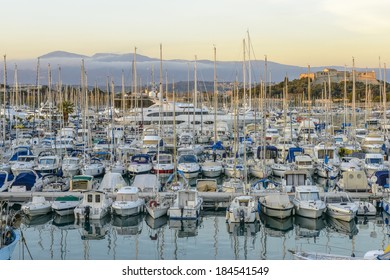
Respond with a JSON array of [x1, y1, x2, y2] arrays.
[[10, 208, 390, 260]]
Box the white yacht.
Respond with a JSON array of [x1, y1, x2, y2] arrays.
[[111, 186, 145, 217], [74, 190, 112, 220], [226, 195, 258, 223], [177, 153, 201, 179], [168, 189, 203, 220], [127, 154, 153, 176], [364, 153, 386, 178], [21, 196, 52, 217], [292, 186, 326, 219], [61, 156, 81, 177], [258, 192, 294, 219], [324, 192, 358, 222]]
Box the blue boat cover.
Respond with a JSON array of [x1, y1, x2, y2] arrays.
[[11, 172, 40, 190], [286, 147, 304, 163]]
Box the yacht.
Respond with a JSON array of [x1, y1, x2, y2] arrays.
[[323, 192, 358, 222], [292, 186, 326, 218], [74, 190, 112, 220], [258, 192, 294, 219], [127, 154, 153, 176], [177, 152, 201, 179], [168, 189, 203, 220], [111, 186, 145, 217], [226, 195, 258, 223]]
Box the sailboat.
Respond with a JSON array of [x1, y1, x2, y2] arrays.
[[200, 47, 224, 178], [145, 45, 175, 219]]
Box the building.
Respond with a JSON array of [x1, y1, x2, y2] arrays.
[[299, 68, 379, 85]]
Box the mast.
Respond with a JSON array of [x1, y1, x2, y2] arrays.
[[48, 63, 52, 134], [242, 38, 247, 189], [2, 55, 6, 146], [81, 60, 87, 145], [328, 71, 333, 136], [159, 44, 163, 136], [173, 80, 177, 182], [213, 46, 217, 143], [365, 68, 368, 124], [307, 65, 311, 144], [264, 55, 267, 116], [343, 65, 347, 135], [352, 57, 356, 130], [193, 55, 197, 136], [121, 70, 125, 119], [247, 30, 252, 110], [384, 64, 387, 135]]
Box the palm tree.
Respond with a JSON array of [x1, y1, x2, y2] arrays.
[[60, 101, 74, 124]]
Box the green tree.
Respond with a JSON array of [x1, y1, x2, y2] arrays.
[[60, 101, 74, 124]]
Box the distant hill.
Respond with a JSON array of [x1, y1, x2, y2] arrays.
[[5, 51, 385, 90], [39, 51, 88, 59]]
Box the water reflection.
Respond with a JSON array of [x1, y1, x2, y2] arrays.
[[169, 218, 200, 238], [23, 213, 53, 228], [77, 215, 111, 240], [13, 209, 390, 260], [259, 213, 294, 236], [294, 215, 325, 238], [325, 216, 359, 238], [52, 214, 77, 230], [226, 221, 261, 236], [145, 214, 168, 230], [112, 214, 143, 236]]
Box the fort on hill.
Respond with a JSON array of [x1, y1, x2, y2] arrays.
[[299, 68, 379, 85]]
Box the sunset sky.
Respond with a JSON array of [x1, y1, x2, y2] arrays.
[[2, 0, 390, 67]]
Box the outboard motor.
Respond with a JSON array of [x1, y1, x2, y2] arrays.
[[84, 205, 91, 221], [239, 209, 245, 225]]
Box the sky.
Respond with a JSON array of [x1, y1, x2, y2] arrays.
[[2, 0, 390, 67]]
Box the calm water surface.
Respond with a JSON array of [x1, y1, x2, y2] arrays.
[[10, 210, 390, 260]]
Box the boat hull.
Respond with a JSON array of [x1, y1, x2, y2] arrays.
[[112, 205, 143, 217], [259, 203, 293, 219], [326, 206, 356, 222], [0, 230, 20, 260]]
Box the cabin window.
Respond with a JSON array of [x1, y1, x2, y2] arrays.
[[95, 194, 101, 203], [300, 192, 319, 201], [87, 194, 93, 203], [317, 150, 334, 159]]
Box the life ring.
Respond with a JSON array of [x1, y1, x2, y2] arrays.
[[149, 200, 158, 208]]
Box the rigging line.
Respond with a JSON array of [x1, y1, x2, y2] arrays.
[[20, 230, 33, 260]]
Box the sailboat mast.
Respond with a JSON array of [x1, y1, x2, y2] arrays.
[[173, 80, 177, 182], [365, 68, 368, 124], [2, 55, 6, 145], [384, 64, 387, 135], [48, 63, 52, 134], [121, 70, 125, 118], [193, 55, 197, 136], [159, 44, 163, 135], [242, 39, 247, 188], [343, 65, 347, 135], [213, 46, 217, 143], [352, 58, 356, 129], [308, 65, 311, 144], [247, 31, 252, 110]]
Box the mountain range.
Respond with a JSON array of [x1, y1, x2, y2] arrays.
[[3, 51, 383, 90]]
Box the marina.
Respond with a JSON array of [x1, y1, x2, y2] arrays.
[[1, 41, 390, 261]]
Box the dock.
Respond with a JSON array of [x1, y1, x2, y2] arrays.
[[0, 190, 386, 210]]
